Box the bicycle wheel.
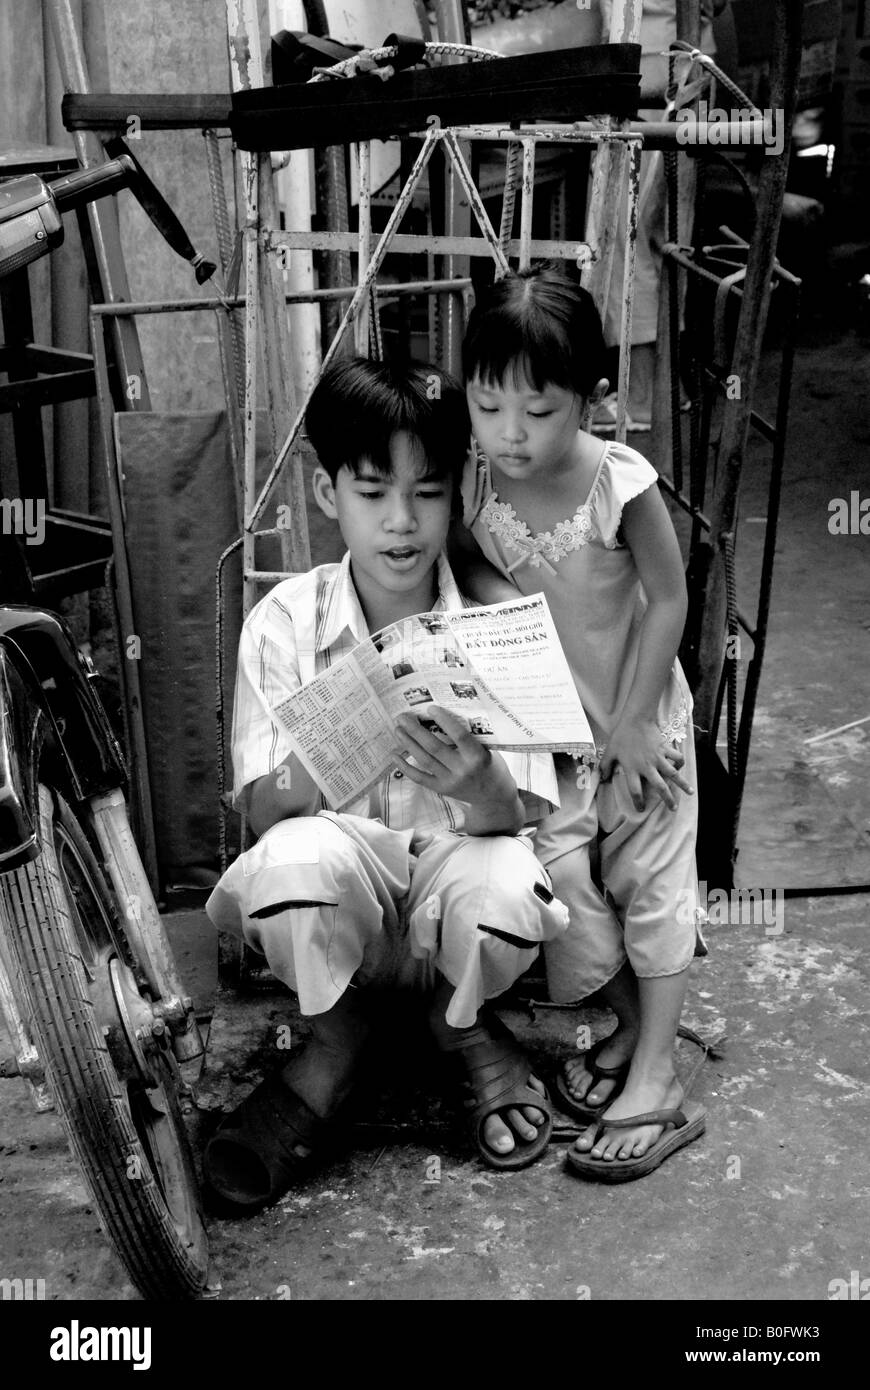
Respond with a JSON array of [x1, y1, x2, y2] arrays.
[[0, 784, 208, 1300]]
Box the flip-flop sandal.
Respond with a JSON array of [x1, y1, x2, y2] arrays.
[[565, 1100, 706, 1184], [442, 1013, 553, 1171], [553, 1036, 631, 1124], [203, 1071, 332, 1210]]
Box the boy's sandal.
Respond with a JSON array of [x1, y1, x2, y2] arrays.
[[553, 1036, 630, 1124], [565, 1100, 707, 1184], [203, 1072, 333, 1211], [443, 1013, 553, 1171]]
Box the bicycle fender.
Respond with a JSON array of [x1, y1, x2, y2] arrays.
[[0, 648, 45, 868], [0, 609, 126, 859]]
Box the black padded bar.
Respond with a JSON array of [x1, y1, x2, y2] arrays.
[[62, 93, 233, 131], [231, 44, 642, 151]]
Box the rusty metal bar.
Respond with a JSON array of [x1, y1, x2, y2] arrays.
[[88, 279, 474, 317], [732, 277, 800, 824], [442, 130, 511, 279], [614, 139, 642, 443], [250, 126, 443, 526], [89, 312, 160, 892], [242, 156, 260, 616], [436, 120, 779, 146], [271, 231, 592, 259], [44, 0, 152, 414], [355, 140, 372, 354], [518, 137, 536, 272], [582, 0, 644, 324], [692, 0, 803, 766], [436, 10, 474, 372]]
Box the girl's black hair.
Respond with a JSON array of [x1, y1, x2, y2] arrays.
[[462, 266, 608, 398], [305, 357, 470, 483]]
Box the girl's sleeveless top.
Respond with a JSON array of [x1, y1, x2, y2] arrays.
[[461, 439, 692, 751]]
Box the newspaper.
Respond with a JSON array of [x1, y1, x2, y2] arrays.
[[272, 593, 595, 810]]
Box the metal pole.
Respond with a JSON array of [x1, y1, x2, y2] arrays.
[[89, 314, 160, 893], [87, 279, 475, 316], [226, 0, 310, 577], [252, 127, 444, 525], [44, 0, 151, 412], [615, 139, 642, 443], [242, 157, 260, 617], [518, 137, 536, 272], [582, 0, 644, 319], [433, 0, 471, 372], [692, 0, 803, 793], [355, 141, 372, 354]]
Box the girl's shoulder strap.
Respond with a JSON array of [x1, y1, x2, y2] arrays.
[[593, 439, 660, 550]]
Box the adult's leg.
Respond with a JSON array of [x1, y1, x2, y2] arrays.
[[205, 814, 414, 1162], [276, 985, 372, 1151], [426, 975, 547, 1157]]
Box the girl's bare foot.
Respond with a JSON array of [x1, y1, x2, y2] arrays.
[[572, 1066, 684, 1162]]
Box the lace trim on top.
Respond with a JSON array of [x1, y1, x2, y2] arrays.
[[479, 494, 595, 573], [659, 697, 690, 745], [477, 446, 608, 574]]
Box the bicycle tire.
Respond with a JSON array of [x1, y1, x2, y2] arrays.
[[0, 784, 208, 1300]]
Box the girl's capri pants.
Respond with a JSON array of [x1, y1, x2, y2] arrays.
[[205, 811, 570, 1028], [532, 746, 700, 1003]]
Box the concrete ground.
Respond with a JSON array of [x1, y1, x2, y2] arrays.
[[1, 311, 869, 1302]]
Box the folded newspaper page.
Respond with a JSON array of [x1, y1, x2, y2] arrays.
[[272, 593, 595, 810]]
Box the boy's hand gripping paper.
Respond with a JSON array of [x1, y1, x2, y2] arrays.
[[272, 594, 595, 810]]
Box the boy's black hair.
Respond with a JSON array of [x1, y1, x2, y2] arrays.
[[305, 356, 470, 484], [462, 265, 608, 399]]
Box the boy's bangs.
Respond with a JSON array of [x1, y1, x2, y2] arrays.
[[305, 357, 469, 483], [346, 438, 452, 483], [345, 449, 395, 481]]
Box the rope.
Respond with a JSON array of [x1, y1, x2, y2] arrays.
[[668, 41, 760, 114], [310, 41, 500, 83]]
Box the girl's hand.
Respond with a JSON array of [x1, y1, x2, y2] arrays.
[[599, 717, 693, 813], [391, 706, 523, 835]]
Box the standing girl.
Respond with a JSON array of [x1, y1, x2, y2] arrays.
[[457, 266, 706, 1181]]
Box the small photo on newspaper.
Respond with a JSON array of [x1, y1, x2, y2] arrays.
[[272, 593, 595, 810]]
